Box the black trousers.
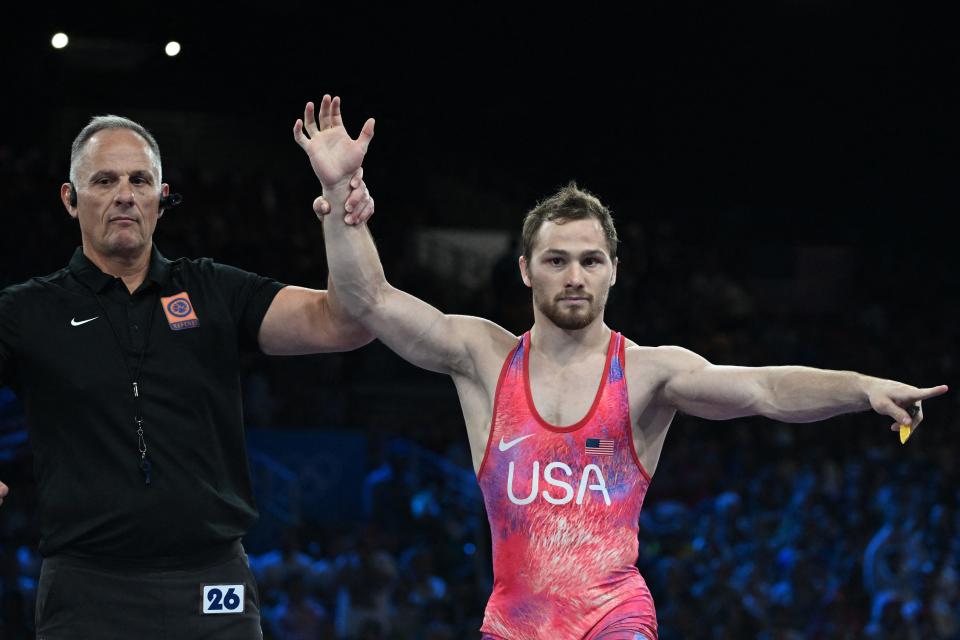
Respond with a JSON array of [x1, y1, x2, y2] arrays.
[[35, 542, 262, 640]]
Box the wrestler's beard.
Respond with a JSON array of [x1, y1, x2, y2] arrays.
[[535, 290, 604, 331]]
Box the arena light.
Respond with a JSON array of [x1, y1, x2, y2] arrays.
[[51, 33, 69, 49], [164, 41, 181, 57]]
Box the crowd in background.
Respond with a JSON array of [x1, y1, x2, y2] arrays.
[[1, 136, 957, 639]]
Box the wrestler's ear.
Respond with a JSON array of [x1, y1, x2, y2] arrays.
[[610, 256, 618, 287], [519, 255, 532, 288]]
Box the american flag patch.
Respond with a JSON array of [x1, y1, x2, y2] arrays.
[[585, 438, 614, 456]]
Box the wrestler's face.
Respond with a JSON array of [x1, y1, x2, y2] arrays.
[[62, 129, 168, 261], [520, 218, 617, 331]]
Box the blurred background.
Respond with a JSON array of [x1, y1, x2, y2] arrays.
[[1, 2, 957, 638]]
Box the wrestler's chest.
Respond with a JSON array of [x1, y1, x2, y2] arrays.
[[528, 366, 604, 425]]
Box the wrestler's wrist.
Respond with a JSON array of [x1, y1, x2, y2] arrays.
[[321, 179, 352, 203]]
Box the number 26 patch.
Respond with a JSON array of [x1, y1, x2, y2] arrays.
[[201, 584, 245, 614]]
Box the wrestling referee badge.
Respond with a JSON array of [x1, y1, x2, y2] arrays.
[[161, 292, 200, 330]]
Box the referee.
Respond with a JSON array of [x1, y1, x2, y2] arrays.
[[0, 116, 374, 639]]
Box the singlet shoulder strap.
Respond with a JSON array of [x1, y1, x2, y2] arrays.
[[608, 331, 626, 383], [476, 332, 527, 480]]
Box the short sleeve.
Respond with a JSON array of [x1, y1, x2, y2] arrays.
[[209, 262, 286, 352]]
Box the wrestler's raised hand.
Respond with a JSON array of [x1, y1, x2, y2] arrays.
[[293, 95, 375, 194]]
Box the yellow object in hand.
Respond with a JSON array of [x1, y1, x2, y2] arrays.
[[899, 425, 912, 444], [900, 405, 919, 445]]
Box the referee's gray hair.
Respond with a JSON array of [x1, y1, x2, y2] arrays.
[[69, 115, 163, 184]]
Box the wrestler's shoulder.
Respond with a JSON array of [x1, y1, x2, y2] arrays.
[[624, 341, 705, 373], [451, 315, 519, 354], [443, 318, 518, 384]]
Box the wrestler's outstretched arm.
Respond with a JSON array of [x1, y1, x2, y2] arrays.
[[293, 95, 514, 378], [653, 345, 947, 437]]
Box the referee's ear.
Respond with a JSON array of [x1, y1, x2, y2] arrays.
[[61, 182, 79, 220], [158, 183, 170, 218]]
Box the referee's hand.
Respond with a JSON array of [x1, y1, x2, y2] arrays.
[[0, 481, 7, 506]]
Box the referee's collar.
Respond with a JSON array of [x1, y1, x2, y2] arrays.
[[68, 246, 173, 293]]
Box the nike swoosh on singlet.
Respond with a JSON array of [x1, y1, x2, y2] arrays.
[[498, 434, 535, 452], [70, 316, 99, 327]]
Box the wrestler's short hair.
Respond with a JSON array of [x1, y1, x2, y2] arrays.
[[521, 182, 618, 261], [69, 115, 162, 184]]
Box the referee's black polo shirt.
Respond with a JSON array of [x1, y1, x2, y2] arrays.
[[0, 246, 284, 565]]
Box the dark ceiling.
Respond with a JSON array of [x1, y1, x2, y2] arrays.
[[2, 3, 956, 240]]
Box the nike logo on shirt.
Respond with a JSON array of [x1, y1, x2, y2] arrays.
[[70, 316, 99, 327], [499, 434, 535, 452]]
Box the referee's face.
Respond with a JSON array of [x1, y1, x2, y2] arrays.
[[67, 129, 167, 262]]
